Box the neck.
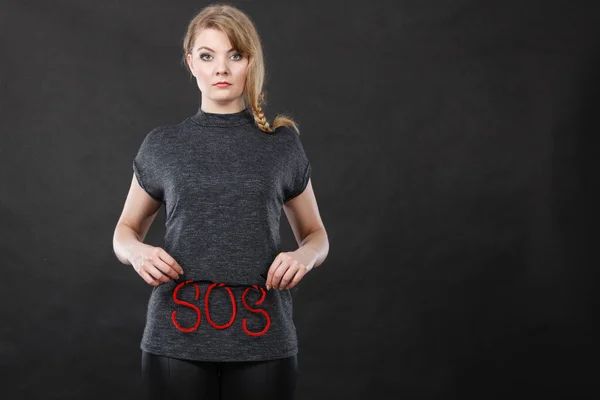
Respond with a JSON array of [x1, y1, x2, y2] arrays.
[[190, 105, 255, 128], [200, 98, 246, 114]]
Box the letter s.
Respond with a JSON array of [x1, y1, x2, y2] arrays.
[[171, 280, 201, 332]]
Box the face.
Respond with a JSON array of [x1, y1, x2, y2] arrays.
[[186, 28, 249, 112]]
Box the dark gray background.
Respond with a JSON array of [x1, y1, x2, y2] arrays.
[[1, 0, 598, 399]]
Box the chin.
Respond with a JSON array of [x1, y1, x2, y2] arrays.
[[210, 95, 235, 102], [214, 93, 242, 100]]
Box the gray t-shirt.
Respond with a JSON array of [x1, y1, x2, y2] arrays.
[[132, 106, 311, 362]]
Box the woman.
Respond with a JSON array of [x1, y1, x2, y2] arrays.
[[112, 3, 329, 399]]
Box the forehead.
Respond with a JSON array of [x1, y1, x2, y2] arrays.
[[194, 28, 233, 50]]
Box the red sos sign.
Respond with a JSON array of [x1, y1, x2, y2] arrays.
[[171, 280, 271, 337]]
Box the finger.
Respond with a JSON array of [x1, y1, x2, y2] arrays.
[[269, 254, 288, 290], [146, 264, 171, 283], [271, 262, 289, 291], [153, 257, 180, 280], [283, 264, 307, 290], [140, 269, 160, 286], [151, 250, 181, 280], [156, 247, 185, 275], [280, 261, 299, 290], [155, 248, 184, 277], [267, 253, 284, 289]]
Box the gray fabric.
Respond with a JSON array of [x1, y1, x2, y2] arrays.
[[132, 106, 311, 362]]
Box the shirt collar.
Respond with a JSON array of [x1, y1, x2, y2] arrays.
[[190, 106, 255, 128]]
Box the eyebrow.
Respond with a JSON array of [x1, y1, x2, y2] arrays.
[[196, 46, 236, 52]]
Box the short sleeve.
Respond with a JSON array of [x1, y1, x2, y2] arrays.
[[282, 128, 311, 203], [133, 129, 164, 203]]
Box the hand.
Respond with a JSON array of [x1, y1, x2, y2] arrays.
[[129, 243, 184, 287], [266, 248, 316, 291]]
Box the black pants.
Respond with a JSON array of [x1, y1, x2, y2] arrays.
[[141, 350, 298, 400]]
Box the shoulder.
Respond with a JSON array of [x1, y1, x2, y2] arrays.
[[273, 124, 300, 137], [141, 122, 183, 146], [272, 125, 303, 148], [135, 124, 182, 166], [271, 125, 309, 163], [148, 121, 182, 138]]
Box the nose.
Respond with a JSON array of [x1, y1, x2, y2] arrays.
[[215, 57, 229, 76]]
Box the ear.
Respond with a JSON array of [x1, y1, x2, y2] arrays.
[[186, 53, 193, 72]]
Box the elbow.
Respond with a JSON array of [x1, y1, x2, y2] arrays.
[[305, 226, 329, 268]]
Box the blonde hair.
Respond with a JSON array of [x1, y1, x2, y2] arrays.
[[181, 3, 299, 134]]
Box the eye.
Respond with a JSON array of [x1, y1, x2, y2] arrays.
[[199, 52, 244, 61]]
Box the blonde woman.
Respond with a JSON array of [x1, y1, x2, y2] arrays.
[[112, 3, 329, 399]]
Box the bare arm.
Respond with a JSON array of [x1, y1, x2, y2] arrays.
[[283, 179, 329, 269], [113, 173, 162, 265], [112, 173, 183, 286]]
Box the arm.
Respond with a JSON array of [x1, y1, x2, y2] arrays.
[[113, 173, 183, 287], [112, 173, 162, 265], [282, 178, 329, 269]]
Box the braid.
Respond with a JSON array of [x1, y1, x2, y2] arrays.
[[250, 92, 275, 134]]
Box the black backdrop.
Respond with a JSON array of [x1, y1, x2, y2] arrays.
[[0, 0, 598, 399]]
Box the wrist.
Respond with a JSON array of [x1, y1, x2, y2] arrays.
[[298, 245, 318, 266], [126, 241, 145, 266]]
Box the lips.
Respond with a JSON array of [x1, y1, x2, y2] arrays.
[[214, 82, 231, 86]]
